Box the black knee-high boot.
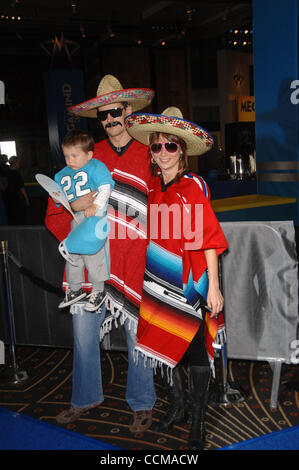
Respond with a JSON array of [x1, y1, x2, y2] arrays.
[[152, 365, 186, 432], [188, 365, 211, 450]]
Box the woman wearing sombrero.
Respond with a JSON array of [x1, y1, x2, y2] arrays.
[[125, 107, 228, 450]]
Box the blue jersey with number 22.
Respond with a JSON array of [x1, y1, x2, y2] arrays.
[[54, 158, 114, 203]]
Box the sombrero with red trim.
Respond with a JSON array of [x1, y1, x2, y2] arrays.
[[68, 74, 154, 118], [125, 106, 213, 156]]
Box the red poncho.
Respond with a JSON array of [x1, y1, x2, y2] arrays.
[[135, 172, 228, 371]]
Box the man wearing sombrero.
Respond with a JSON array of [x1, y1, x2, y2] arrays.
[[45, 75, 156, 432], [125, 106, 228, 449]]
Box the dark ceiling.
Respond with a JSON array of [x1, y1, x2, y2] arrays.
[[0, 0, 253, 55]]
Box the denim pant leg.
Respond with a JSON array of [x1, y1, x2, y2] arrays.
[[71, 305, 106, 408], [124, 319, 157, 411]]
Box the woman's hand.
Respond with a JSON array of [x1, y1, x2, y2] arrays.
[[206, 284, 224, 317], [204, 248, 224, 317]]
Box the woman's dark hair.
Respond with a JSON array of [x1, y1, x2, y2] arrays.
[[62, 129, 95, 153], [149, 132, 188, 181]]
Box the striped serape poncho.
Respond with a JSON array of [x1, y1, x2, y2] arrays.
[[94, 138, 151, 330], [134, 172, 228, 373]]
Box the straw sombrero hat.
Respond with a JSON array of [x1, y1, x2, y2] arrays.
[[68, 74, 154, 118], [125, 107, 213, 156]]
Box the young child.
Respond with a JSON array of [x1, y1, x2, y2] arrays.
[[54, 129, 114, 312]]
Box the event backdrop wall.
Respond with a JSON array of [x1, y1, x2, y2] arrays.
[[253, 0, 299, 224], [44, 69, 87, 169], [221, 221, 298, 362], [0, 223, 298, 366]]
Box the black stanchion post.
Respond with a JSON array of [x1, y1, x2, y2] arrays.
[[0, 240, 29, 384]]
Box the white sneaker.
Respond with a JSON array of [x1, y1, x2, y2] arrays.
[[58, 288, 86, 309], [84, 291, 106, 312]]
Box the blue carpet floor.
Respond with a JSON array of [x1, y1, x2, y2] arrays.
[[221, 425, 299, 450], [0, 406, 120, 450]]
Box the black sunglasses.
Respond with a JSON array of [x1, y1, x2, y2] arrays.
[[97, 107, 124, 121], [150, 142, 179, 154]]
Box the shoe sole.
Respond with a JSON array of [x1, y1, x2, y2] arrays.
[[84, 296, 106, 312], [56, 402, 103, 424], [58, 292, 87, 308], [129, 411, 152, 433], [56, 409, 89, 424]]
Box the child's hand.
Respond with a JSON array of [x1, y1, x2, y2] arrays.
[[84, 204, 98, 218], [71, 190, 97, 212], [52, 192, 60, 204]]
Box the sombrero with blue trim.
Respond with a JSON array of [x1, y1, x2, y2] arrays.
[[125, 106, 213, 156], [68, 74, 154, 118]]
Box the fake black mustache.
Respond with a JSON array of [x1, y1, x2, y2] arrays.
[[105, 121, 122, 129]]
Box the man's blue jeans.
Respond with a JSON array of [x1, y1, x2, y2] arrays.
[[71, 306, 157, 411]]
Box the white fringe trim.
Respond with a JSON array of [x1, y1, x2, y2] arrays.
[[209, 355, 216, 379], [133, 346, 175, 385], [69, 293, 138, 343], [69, 294, 223, 382], [99, 294, 138, 341], [133, 345, 218, 384], [212, 327, 226, 350], [69, 302, 87, 315]]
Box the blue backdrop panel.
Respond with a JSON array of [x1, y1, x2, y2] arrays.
[[44, 69, 87, 169], [253, 0, 299, 223], [215, 202, 297, 222]]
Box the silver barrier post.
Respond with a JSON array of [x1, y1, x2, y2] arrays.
[[215, 255, 245, 405], [0, 240, 29, 384]]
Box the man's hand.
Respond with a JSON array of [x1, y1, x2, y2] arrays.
[[70, 190, 97, 212]]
